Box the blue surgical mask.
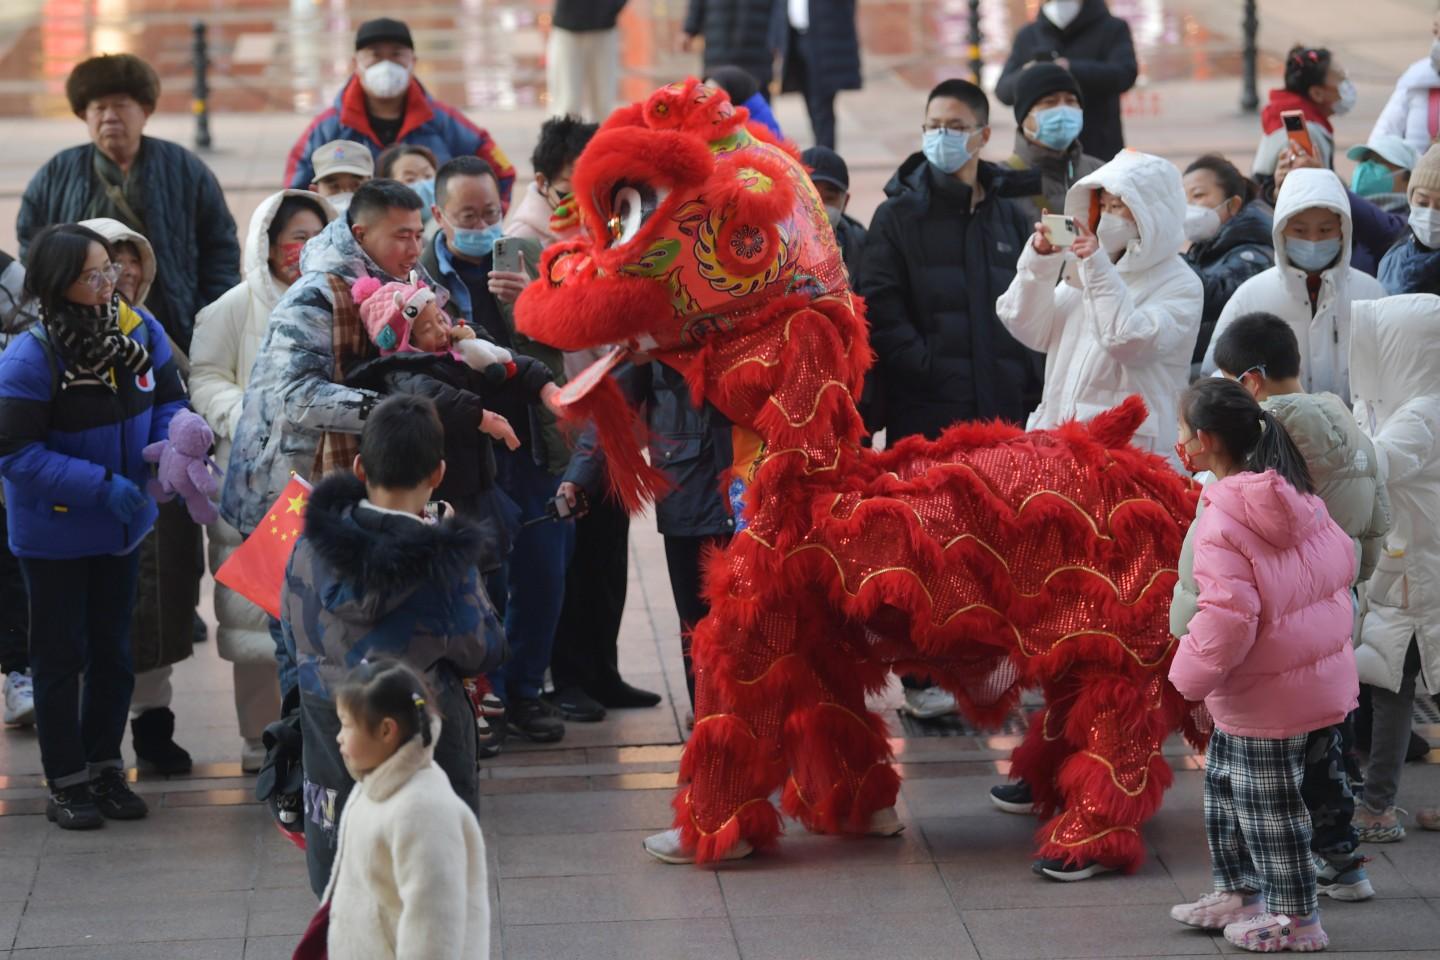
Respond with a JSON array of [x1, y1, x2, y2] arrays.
[[922, 128, 976, 175], [1031, 105, 1084, 151], [1286, 236, 1342, 272], [1350, 161, 1396, 198], [411, 178, 436, 224], [450, 223, 503, 259]]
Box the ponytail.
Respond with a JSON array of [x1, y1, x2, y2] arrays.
[[335, 659, 437, 746], [1251, 409, 1315, 495], [1179, 378, 1314, 494]]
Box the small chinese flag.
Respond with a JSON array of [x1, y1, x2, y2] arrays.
[[215, 475, 312, 620]]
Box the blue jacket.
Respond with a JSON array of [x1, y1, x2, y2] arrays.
[[1347, 189, 1408, 277], [742, 93, 782, 138], [0, 302, 186, 559], [1379, 231, 1440, 296], [284, 77, 515, 207]]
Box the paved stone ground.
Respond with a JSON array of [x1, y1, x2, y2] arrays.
[[2, 1, 1440, 956]]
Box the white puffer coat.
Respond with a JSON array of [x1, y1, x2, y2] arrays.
[[1203, 169, 1388, 400], [1370, 57, 1440, 157], [189, 190, 335, 662], [1350, 294, 1440, 696], [996, 150, 1202, 468]]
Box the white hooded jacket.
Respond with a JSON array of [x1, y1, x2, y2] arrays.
[[1202, 169, 1387, 399], [1370, 57, 1440, 157], [996, 150, 1201, 467], [189, 190, 336, 663], [1350, 294, 1440, 696]]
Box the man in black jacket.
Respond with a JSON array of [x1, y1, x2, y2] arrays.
[[780, 0, 861, 148], [683, 0, 779, 95], [17, 54, 240, 353], [549, 1, 629, 121], [994, 0, 1137, 162]]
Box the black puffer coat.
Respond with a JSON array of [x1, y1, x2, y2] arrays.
[[17, 137, 240, 352], [685, 0, 780, 89], [858, 156, 1043, 442], [554, 0, 628, 32], [780, 0, 861, 98], [1183, 201, 1275, 366], [994, 0, 1138, 161]]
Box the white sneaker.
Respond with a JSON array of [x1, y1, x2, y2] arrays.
[[241, 738, 266, 773], [901, 686, 957, 720], [643, 827, 753, 865], [1170, 890, 1266, 929], [867, 806, 905, 837], [3, 671, 34, 726]]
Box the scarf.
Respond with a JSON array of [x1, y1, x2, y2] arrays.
[[45, 297, 151, 390]]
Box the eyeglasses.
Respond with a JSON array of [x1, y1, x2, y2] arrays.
[[77, 263, 121, 292], [921, 122, 983, 134]]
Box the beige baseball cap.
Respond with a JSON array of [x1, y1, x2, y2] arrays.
[[312, 140, 374, 181]]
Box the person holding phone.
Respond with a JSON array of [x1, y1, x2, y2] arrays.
[[1253, 46, 1353, 183]]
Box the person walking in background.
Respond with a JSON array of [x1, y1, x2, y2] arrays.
[[994, 0, 1137, 161], [0, 252, 32, 729], [548, 1, 628, 122], [190, 189, 336, 772], [1167, 377, 1357, 953], [79, 217, 198, 777], [1181, 155, 1274, 372], [800, 145, 865, 284], [0, 224, 189, 829], [1000, 61, 1103, 224], [1348, 294, 1440, 844], [17, 53, 239, 354], [284, 18, 515, 207], [1369, 10, 1440, 156], [1380, 143, 1440, 295], [682, 0, 780, 101], [779, 0, 861, 149]]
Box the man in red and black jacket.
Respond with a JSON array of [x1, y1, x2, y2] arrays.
[[283, 18, 515, 208]]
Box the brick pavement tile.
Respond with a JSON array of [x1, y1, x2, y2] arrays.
[[719, 862, 955, 919], [1375, 834, 1440, 897], [938, 846, 1184, 909], [0, 859, 36, 903], [499, 871, 727, 926], [0, 817, 47, 858], [732, 911, 979, 960], [14, 890, 248, 949], [495, 829, 661, 878], [962, 903, 1223, 959], [7, 939, 245, 959], [759, 825, 934, 868], [481, 788, 676, 836], [240, 937, 301, 960], [29, 845, 258, 901], [0, 901, 21, 951], [245, 885, 320, 939], [502, 918, 739, 960], [40, 806, 261, 855], [919, 813, 1046, 865]]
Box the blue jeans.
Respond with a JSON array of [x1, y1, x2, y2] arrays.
[[487, 448, 574, 702], [269, 615, 298, 703], [21, 551, 141, 786]]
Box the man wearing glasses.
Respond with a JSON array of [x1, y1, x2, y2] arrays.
[[856, 78, 1043, 720]]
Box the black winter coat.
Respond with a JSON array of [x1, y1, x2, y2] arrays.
[[17, 137, 240, 352], [994, 0, 1138, 162], [780, 0, 861, 97], [554, 0, 628, 32], [1183, 202, 1274, 367], [685, 0, 780, 88], [564, 359, 736, 538], [858, 157, 1043, 442]]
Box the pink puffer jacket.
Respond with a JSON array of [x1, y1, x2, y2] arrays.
[[1169, 470, 1358, 738]]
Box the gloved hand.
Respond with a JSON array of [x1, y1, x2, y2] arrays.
[[102, 475, 147, 523]]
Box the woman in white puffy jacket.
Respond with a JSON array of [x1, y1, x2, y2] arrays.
[[1349, 294, 1440, 839], [1370, 16, 1440, 156], [189, 190, 334, 770], [996, 150, 1202, 470]]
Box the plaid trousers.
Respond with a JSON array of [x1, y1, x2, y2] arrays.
[[1205, 730, 1317, 917]]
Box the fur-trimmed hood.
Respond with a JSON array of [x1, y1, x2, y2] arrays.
[[302, 472, 489, 623]]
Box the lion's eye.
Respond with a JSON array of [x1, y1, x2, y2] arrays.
[[604, 180, 664, 247]]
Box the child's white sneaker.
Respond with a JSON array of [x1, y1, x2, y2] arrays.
[[1170, 890, 1266, 929], [867, 806, 905, 837], [643, 828, 752, 865], [1223, 912, 1329, 952]]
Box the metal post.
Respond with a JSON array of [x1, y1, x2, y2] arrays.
[[1241, 0, 1259, 113], [968, 0, 983, 85], [192, 21, 212, 150]]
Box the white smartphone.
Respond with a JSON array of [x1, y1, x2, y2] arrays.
[[492, 237, 523, 274], [1041, 213, 1079, 248]]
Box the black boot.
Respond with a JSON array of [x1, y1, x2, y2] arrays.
[[131, 707, 193, 775]]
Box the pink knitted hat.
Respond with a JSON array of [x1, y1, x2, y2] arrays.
[[351, 273, 439, 355]]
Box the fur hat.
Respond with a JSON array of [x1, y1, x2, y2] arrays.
[[66, 54, 161, 118], [352, 273, 439, 354]]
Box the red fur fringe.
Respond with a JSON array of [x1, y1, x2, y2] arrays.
[[561, 373, 671, 514], [1034, 816, 1147, 874]]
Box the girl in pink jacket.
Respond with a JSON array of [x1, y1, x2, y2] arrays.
[[1168, 378, 1358, 953]]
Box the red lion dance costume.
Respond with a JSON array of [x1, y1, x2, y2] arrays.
[[516, 80, 1206, 873]]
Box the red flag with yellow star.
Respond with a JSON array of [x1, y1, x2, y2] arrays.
[[215, 475, 312, 620]]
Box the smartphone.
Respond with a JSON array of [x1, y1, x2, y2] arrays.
[[1041, 213, 1079, 248], [492, 236, 523, 275], [549, 493, 573, 520], [1280, 110, 1315, 159]]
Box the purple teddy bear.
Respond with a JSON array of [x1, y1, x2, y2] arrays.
[[142, 409, 221, 525]]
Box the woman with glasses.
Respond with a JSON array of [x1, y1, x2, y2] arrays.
[[0, 223, 189, 829]]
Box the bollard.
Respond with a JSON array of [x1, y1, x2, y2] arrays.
[[193, 21, 213, 150], [1240, 0, 1259, 113], [968, 0, 983, 85]]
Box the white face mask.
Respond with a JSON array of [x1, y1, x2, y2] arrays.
[[327, 192, 354, 215], [1043, 0, 1083, 29], [1333, 78, 1357, 116], [1430, 38, 1440, 74], [1097, 212, 1139, 259], [1410, 205, 1440, 248], [1184, 204, 1223, 244], [362, 60, 411, 99]]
